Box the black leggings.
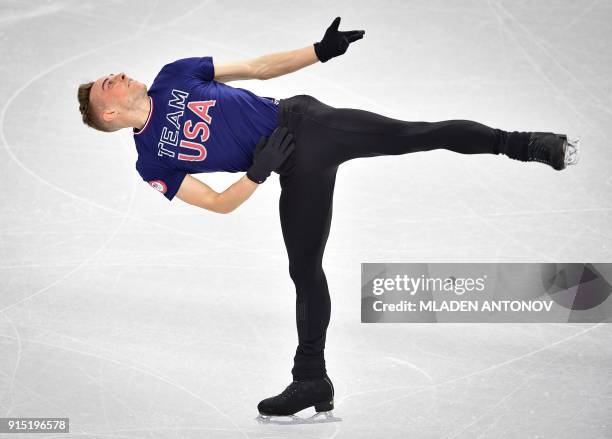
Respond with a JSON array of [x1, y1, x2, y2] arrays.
[[274, 94, 530, 380]]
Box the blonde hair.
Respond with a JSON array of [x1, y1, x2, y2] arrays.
[[77, 81, 117, 132]]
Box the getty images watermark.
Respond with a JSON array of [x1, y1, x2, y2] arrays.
[[361, 263, 612, 323]]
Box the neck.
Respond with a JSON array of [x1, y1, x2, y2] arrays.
[[131, 95, 151, 131]]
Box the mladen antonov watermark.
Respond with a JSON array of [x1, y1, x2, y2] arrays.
[[361, 263, 612, 323]]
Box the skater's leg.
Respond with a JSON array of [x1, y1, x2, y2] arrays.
[[256, 168, 337, 418], [298, 96, 531, 167], [278, 167, 338, 380]]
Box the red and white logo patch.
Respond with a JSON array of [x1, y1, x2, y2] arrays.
[[148, 180, 167, 194]]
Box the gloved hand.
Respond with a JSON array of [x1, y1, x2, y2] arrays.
[[314, 16, 365, 63], [246, 126, 295, 184]]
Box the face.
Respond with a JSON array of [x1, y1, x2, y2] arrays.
[[90, 71, 147, 124]]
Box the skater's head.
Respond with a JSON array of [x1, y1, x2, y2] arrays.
[[78, 72, 148, 132]]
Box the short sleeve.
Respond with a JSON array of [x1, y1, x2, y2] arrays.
[[162, 56, 215, 82], [136, 161, 187, 201]]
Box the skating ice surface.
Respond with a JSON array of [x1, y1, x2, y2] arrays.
[[1, 1, 611, 438]]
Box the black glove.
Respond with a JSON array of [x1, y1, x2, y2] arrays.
[[314, 16, 365, 63], [246, 126, 295, 184]]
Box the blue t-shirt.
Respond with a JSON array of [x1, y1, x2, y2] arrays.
[[133, 56, 280, 200]]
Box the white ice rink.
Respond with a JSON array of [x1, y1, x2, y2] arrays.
[[1, 0, 611, 438]]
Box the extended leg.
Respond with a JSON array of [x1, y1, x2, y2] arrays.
[[297, 96, 546, 168]]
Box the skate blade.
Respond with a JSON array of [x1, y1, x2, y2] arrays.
[[256, 410, 342, 425], [565, 136, 581, 166]]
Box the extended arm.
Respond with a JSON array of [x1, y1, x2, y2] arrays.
[[252, 45, 319, 80], [214, 17, 365, 82], [214, 45, 318, 82]]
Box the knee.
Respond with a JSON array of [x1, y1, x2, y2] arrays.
[[289, 261, 324, 287]]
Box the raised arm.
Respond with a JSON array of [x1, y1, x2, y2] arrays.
[[214, 17, 365, 82], [214, 45, 318, 82]]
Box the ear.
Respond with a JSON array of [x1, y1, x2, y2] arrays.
[[101, 108, 117, 123]]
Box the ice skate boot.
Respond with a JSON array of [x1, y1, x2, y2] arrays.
[[256, 374, 337, 423], [527, 132, 581, 170]]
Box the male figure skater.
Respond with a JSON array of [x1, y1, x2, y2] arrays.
[[77, 17, 580, 420]]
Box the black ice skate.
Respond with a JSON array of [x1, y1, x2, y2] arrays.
[[256, 374, 341, 424], [526, 132, 581, 170]]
